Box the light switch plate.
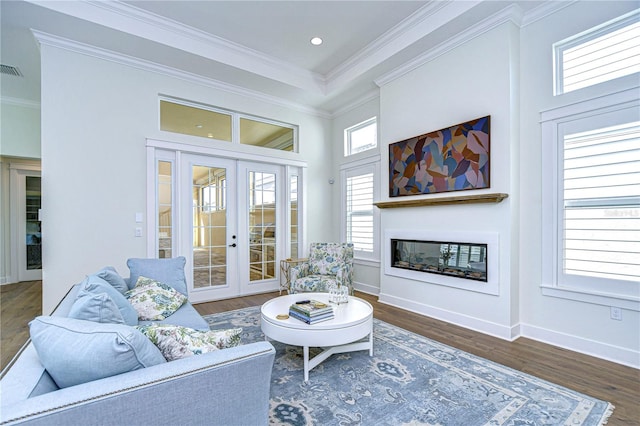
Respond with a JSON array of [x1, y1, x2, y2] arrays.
[[610, 307, 622, 321], [135, 212, 143, 223]]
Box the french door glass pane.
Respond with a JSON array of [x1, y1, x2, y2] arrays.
[[158, 161, 172, 258], [192, 165, 227, 288], [290, 175, 299, 259], [249, 171, 276, 281], [25, 176, 41, 270]]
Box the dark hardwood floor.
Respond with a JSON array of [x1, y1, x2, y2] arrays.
[[1, 280, 42, 371], [1, 282, 638, 425]]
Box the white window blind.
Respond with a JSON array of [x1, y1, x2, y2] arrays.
[[541, 86, 639, 310], [563, 121, 640, 281], [554, 10, 640, 95], [346, 172, 374, 252]]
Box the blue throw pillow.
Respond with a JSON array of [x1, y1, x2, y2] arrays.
[[95, 266, 128, 295], [68, 293, 125, 324], [79, 275, 138, 326], [29, 316, 166, 389], [127, 256, 188, 296]]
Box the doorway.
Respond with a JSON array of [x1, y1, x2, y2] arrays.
[[10, 167, 42, 282]]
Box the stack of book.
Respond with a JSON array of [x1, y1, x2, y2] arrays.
[[289, 300, 334, 324]]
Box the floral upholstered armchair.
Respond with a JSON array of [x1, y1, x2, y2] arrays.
[[289, 242, 354, 294]]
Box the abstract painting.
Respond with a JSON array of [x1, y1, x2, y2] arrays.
[[389, 116, 490, 197]]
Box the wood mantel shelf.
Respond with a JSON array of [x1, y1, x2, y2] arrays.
[[374, 193, 508, 209]]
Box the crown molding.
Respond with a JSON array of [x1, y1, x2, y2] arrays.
[[326, 0, 481, 94], [374, 4, 524, 88], [26, 0, 326, 94], [25, 0, 486, 99], [0, 96, 40, 109], [330, 90, 380, 119], [520, 0, 579, 27], [32, 30, 331, 119]]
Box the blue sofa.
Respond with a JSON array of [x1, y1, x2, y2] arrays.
[[0, 260, 275, 426]]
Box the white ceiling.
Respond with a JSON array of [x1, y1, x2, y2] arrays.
[[0, 0, 549, 114]]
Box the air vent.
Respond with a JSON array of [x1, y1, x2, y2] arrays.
[[0, 64, 23, 77]]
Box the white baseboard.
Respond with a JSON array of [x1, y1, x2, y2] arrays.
[[353, 280, 379, 296], [520, 323, 640, 369], [377, 292, 517, 341], [374, 292, 638, 368]]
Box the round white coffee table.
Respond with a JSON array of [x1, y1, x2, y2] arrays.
[[261, 292, 373, 382]]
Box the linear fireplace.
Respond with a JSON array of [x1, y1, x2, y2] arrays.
[[384, 229, 500, 295], [391, 239, 487, 282]]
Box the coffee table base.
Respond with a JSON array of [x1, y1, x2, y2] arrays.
[[303, 334, 373, 382]]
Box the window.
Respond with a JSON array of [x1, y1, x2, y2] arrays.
[[240, 118, 294, 151], [563, 121, 640, 282], [345, 117, 377, 156], [160, 100, 232, 141], [160, 98, 298, 152], [342, 162, 379, 261], [554, 10, 640, 95], [541, 87, 639, 310]]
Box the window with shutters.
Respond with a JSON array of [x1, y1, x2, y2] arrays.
[[342, 162, 380, 262], [553, 10, 640, 95], [541, 86, 639, 311], [347, 171, 374, 252]]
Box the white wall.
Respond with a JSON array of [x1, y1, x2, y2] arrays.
[[331, 96, 382, 294], [39, 44, 331, 313], [0, 101, 41, 159], [518, 1, 639, 367], [0, 99, 41, 284], [378, 22, 519, 340]]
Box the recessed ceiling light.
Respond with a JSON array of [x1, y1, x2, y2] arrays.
[[310, 37, 323, 46], [195, 124, 203, 128]]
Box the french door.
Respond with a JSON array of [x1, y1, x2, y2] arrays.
[[177, 154, 287, 302]]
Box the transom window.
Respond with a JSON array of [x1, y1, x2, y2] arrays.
[[160, 98, 297, 152], [344, 117, 377, 156], [553, 9, 640, 95]]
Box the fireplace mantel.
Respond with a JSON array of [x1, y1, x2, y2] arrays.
[[374, 192, 508, 209]]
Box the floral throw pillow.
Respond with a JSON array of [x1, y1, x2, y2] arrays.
[[125, 276, 187, 321], [136, 324, 242, 361]]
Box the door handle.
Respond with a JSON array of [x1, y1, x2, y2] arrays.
[[229, 243, 237, 247]]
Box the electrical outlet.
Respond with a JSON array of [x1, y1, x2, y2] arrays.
[[610, 307, 622, 321], [135, 227, 143, 237]]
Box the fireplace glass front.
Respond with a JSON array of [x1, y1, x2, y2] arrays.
[[391, 239, 487, 282]]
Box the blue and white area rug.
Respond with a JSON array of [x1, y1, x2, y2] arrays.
[[203, 307, 613, 426]]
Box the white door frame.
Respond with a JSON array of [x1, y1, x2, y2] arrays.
[[9, 164, 42, 282]]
